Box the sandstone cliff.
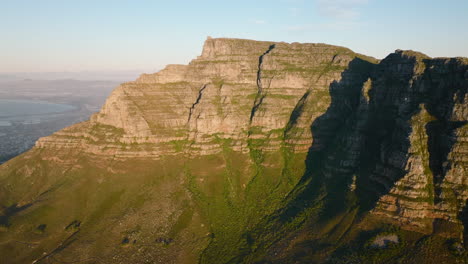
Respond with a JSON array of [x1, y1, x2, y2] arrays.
[[0, 38, 466, 264], [36, 38, 375, 157]]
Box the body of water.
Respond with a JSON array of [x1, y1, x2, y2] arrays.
[[0, 99, 76, 126]]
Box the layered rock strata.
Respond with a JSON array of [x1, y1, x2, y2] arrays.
[[0, 38, 467, 264], [36, 37, 374, 158], [367, 52, 468, 234]]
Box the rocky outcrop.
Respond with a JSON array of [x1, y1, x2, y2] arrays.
[[36, 37, 374, 158], [1, 38, 467, 264], [235, 49, 468, 264], [366, 52, 468, 234]]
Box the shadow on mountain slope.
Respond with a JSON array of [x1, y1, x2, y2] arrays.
[[239, 54, 468, 264]]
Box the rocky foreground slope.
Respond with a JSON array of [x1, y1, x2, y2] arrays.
[[0, 38, 467, 264]]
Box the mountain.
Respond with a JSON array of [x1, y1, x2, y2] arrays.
[[0, 37, 467, 264]]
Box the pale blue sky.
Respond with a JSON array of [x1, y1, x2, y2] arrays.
[[1, 0, 467, 73]]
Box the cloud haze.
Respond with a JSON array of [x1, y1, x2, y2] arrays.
[[1, 0, 467, 71], [315, 0, 369, 20]]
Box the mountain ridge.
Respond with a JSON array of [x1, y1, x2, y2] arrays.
[[0, 37, 467, 264]]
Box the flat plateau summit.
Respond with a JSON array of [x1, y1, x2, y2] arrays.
[[0, 38, 467, 263]]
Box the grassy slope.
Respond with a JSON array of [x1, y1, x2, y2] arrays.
[[0, 139, 308, 263], [0, 48, 466, 264]]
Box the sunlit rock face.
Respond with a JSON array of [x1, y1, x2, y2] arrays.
[[1, 38, 467, 264], [37, 38, 374, 158]]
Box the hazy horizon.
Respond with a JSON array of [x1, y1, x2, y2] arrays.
[[2, 0, 468, 73], [0, 70, 146, 82]]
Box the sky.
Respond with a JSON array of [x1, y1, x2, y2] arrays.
[[1, 0, 467, 74]]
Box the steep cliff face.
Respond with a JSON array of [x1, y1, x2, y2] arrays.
[[0, 38, 466, 264], [36, 38, 374, 157], [245, 51, 468, 264], [368, 53, 468, 233]]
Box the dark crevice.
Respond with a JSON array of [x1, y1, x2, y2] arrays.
[[331, 53, 338, 63], [249, 97, 265, 124], [249, 44, 276, 123], [316, 53, 340, 82], [284, 91, 310, 136], [188, 83, 208, 123], [257, 44, 276, 91]]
